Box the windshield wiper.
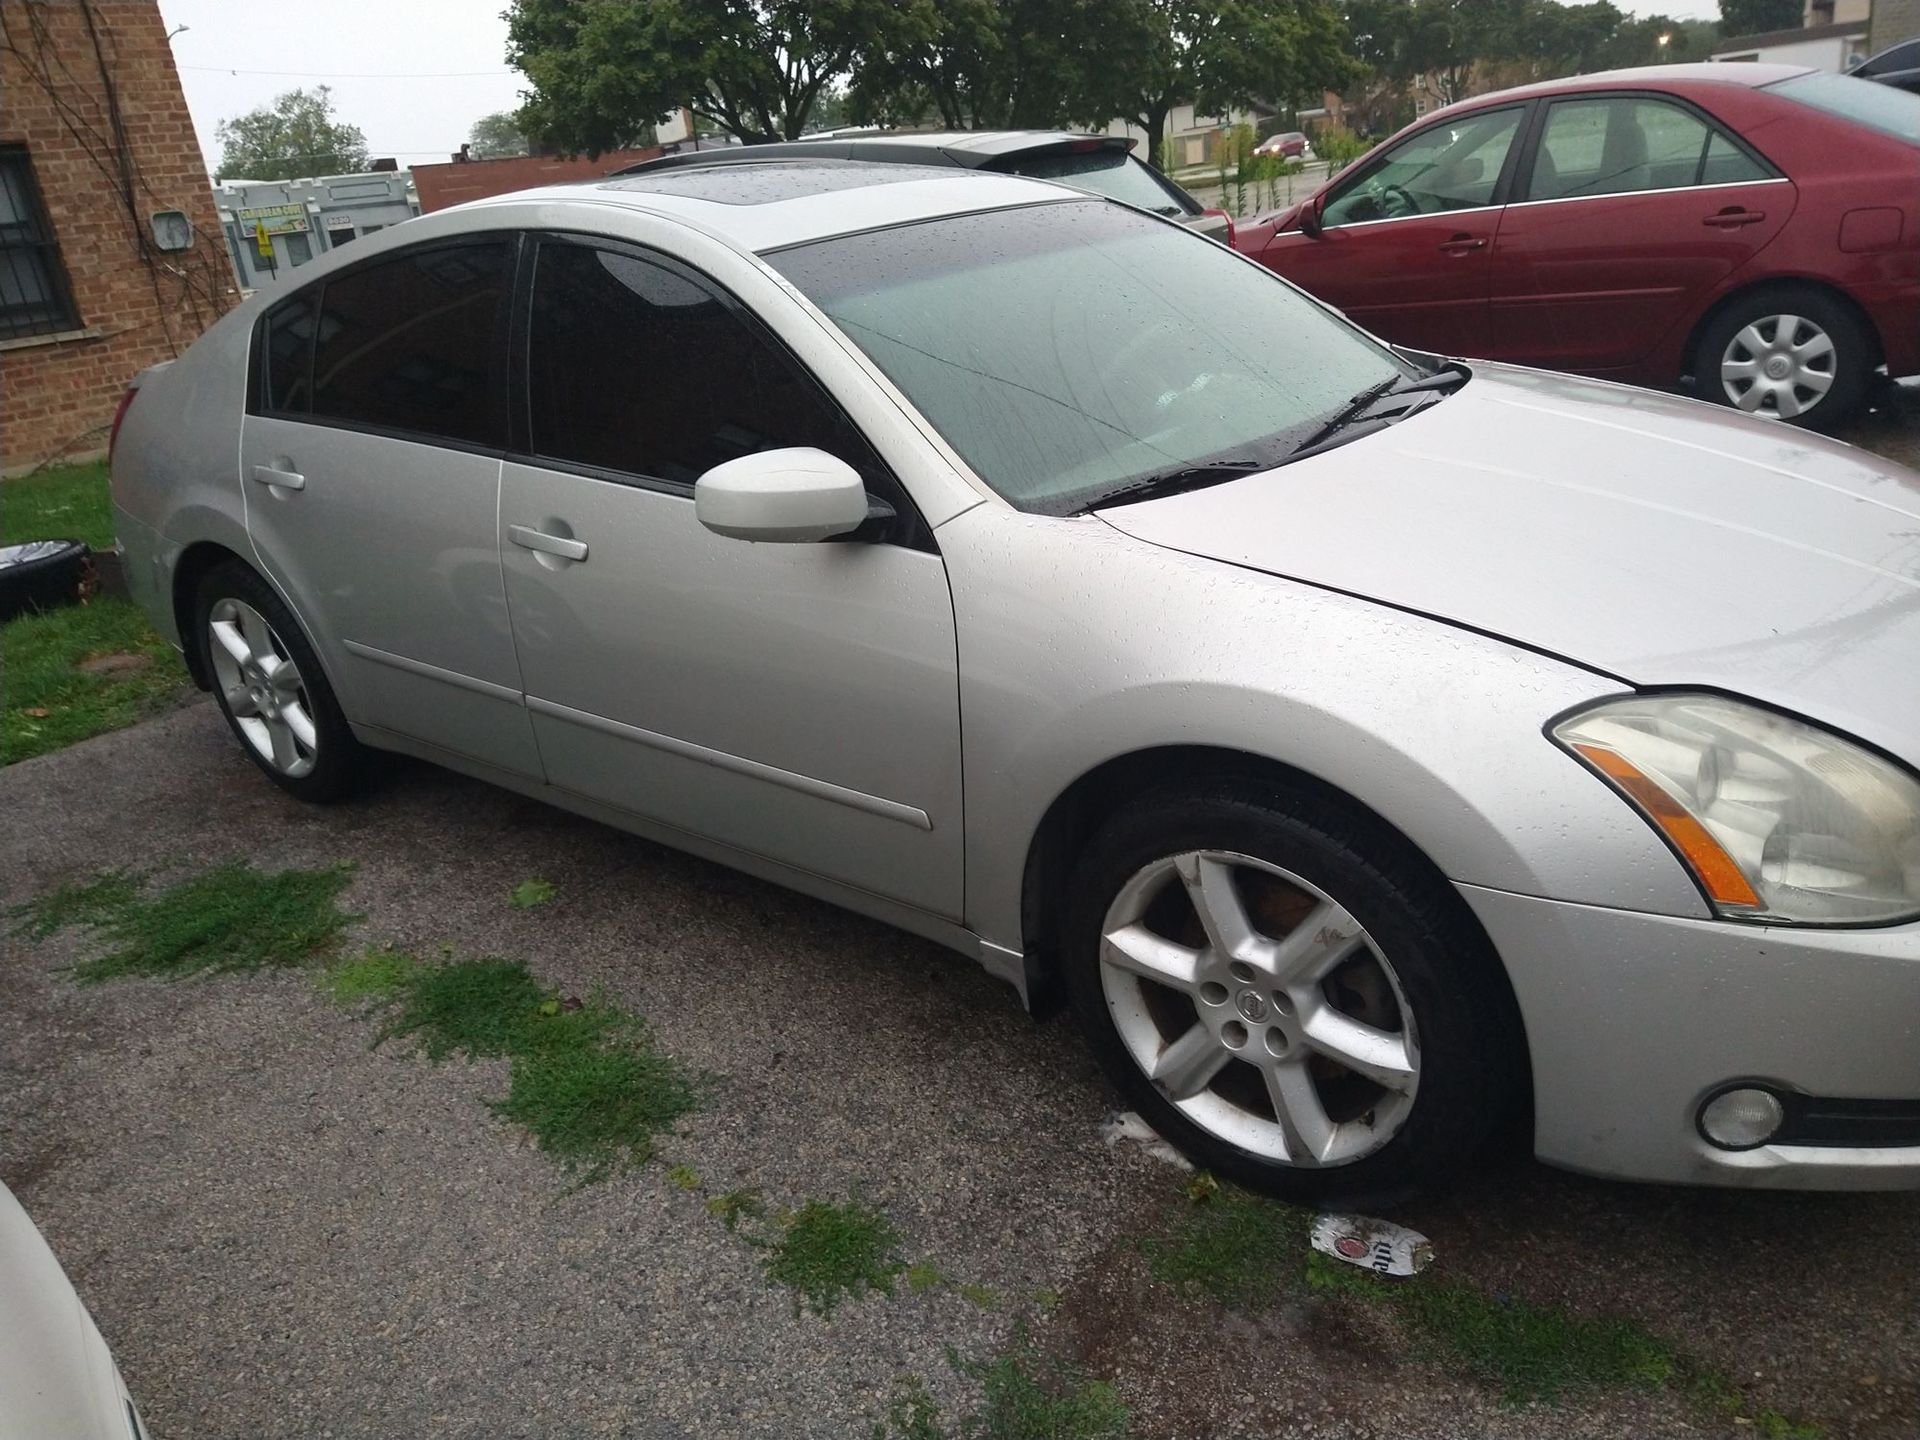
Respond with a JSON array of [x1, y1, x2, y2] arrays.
[[1284, 361, 1469, 461], [1080, 458, 1272, 512]]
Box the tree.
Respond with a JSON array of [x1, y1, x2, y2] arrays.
[[468, 110, 530, 159], [1719, 0, 1800, 36], [215, 86, 368, 181], [508, 0, 909, 150], [1089, 0, 1358, 171]]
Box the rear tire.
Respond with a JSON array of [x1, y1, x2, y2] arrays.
[[1694, 286, 1874, 431], [1062, 782, 1522, 1205], [193, 561, 365, 802]]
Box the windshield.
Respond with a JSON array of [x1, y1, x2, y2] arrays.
[[1002, 148, 1189, 216], [769, 201, 1409, 514], [1768, 71, 1920, 142]]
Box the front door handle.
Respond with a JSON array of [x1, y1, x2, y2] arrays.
[[1704, 208, 1765, 228], [508, 524, 588, 562], [1438, 233, 1487, 254], [249, 463, 305, 491]]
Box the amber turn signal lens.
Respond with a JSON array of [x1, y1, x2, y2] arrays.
[[1572, 742, 1763, 910]]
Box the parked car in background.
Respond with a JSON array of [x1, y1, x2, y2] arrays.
[[112, 163, 1920, 1202], [1, 1181, 150, 1439], [1235, 63, 1920, 428], [619, 130, 1230, 241], [1851, 39, 1920, 96], [1256, 130, 1314, 160]]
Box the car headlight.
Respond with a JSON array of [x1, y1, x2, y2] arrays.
[[1553, 694, 1920, 925]]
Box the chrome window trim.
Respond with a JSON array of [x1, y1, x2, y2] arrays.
[[1507, 175, 1792, 211], [1321, 204, 1502, 233]]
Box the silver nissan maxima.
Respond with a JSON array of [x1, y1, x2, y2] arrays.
[[110, 162, 1920, 1201]]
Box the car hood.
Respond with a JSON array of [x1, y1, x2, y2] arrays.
[[0, 1183, 130, 1440], [1098, 364, 1920, 763]]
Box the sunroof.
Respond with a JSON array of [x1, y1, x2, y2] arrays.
[[598, 162, 952, 206]]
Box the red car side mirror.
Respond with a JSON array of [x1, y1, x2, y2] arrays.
[[1299, 195, 1325, 240]]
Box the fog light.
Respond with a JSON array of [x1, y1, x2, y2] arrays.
[[1698, 1087, 1785, 1150]]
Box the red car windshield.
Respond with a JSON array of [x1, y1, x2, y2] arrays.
[[1767, 71, 1920, 142]]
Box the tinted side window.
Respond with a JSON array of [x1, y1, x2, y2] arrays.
[[1323, 108, 1522, 226], [310, 240, 512, 447], [526, 242, 868, 488], [259, 291, 318, 414], [1528, 98, 1760, 201]]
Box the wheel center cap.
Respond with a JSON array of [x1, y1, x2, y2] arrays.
[[1765, 355, 1792, 380], [1235, 989, 1268, 1022]]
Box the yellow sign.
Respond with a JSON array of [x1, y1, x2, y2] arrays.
[[235, 202, 309, 236], [254, 221, 273, 260]]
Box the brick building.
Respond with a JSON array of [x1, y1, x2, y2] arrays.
[[411, 144, 665, 213], [1, 0, 236, 473]]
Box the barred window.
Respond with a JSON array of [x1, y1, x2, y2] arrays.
[[0, 147, 81, 341]]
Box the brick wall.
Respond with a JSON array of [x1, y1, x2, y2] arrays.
[[1872, 0, 1920, 51], [412, 145, 666, 213], [1, 0, 237, 473]]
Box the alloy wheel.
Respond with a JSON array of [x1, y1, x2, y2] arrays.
[[1719, 313, 1835, 420], [1098, 850, 1419, 1167], [206, 597, 319, 778]]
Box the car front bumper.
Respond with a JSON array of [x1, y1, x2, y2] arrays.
[[1460, 883, 1920, 1189]]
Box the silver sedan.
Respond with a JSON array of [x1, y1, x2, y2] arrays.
[[110, 162, 1920, 1201]]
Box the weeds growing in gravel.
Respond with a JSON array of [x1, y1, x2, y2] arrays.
[[1137, 1181, 1308, 1311], [10, 862, 356, 982], [876, 1338, 1132, 1439], [705, 1187, 767, 1232], [764, 1198, 905, 1315], [508, 877, 555, 908], [321, 949, 698, 1179]]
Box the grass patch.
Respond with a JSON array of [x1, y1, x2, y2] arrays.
[[1136, 1177, 1309, 1311], [508, 877, 555, 908], [2, 461, 113, 550], [9, 862, 356, 983], [6, 869, 143, 940], [325, 950, 698, 1179], [764, 1198, 905, 1315], [666, 1163, 702, 1191], [877, 1340, 1132, 1439], [2, 597, 188, 765], [705, 1187, 766, 1232]]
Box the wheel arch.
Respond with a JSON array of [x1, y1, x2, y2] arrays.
[[1681, 276, 1884, 386], [171, 540, 250, 690]]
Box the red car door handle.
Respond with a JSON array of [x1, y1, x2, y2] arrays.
[[1704, 209, 1765, 228], [1438, 233, 1487, 253]]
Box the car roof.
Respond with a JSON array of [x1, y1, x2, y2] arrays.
[[460, 159, 1082, 252], [1432, 60, 1813, 116], [618, 129, 1133, 177]]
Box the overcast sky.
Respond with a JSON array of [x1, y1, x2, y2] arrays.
[[158, 0, 1728, 177]]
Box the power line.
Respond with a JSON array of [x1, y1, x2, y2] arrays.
[[181, 64, 516, 79]]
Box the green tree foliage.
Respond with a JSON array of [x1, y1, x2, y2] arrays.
[[215, 86, 368, 181], [1719, 0, 1801, 37], [508, 0, 911, 149], [1088, 0, 1359, 172], [468, 110, 530, 158]]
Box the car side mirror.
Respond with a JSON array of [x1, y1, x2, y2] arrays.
[[695, 447, 869, 543], [1300, 195, 1325, 239]]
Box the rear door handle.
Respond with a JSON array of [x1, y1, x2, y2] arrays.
[[508, 524, 588, 562], [1438, 233, 1487, 253], [249, 463, 305, 491], [1704, 209, 1765, 228]]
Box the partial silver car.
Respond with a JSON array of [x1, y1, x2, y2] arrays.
[[110, 161, 1920, 1200], [0, 1181, 150, 1439]]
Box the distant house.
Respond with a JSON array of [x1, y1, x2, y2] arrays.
[[1105, 104, 1275, 170], [1714, 0, 1872, 70]]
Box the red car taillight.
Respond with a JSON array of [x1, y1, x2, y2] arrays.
[[1203, 206, 1235, 246], [107, 384, 138, 473]]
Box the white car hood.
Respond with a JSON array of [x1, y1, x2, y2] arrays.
[[1099, 365, 1920, 763], [0, 1183, 130, 1440]]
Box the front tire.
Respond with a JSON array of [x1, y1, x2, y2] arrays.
[[1694, 287, 1873, 430], [193, 560, 365, 802], [1062, 783, 1521, 1205]]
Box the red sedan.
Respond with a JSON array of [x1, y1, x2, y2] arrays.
[[1234, 64, 1920, 427]]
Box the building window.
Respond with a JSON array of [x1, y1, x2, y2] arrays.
[[0, 147, 81, 341]]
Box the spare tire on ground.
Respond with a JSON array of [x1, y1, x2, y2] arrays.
[[0, 539, 90, 622]]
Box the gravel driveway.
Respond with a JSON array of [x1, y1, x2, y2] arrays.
[[5, 395, 1920, 1439]]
